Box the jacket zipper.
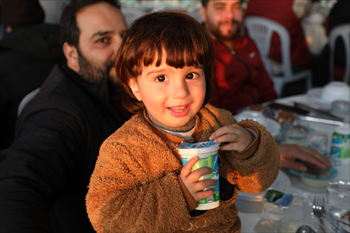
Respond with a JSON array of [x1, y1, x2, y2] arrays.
[[218, 40, 257, 105]]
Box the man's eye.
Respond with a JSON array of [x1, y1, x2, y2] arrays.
[[156, 75, 167, 82], [214, 5, 224, 10], [186, 73, 198, 79], [97, 37, 109, 43]]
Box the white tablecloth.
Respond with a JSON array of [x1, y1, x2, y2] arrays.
[[237, 94, 349, 233]]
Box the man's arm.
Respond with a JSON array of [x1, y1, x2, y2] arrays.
[[279, 144, 332, 172], [0, 105, 85, 232]]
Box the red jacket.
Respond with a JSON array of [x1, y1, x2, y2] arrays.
[[245, 0, 311, 68], [210, 37, 277, 114]]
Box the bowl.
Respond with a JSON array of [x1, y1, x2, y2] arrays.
[[289, 167, 338, 188], [234, 110, 267, 126], [275, 217, 327, 233], [321, 81, 350, 104]]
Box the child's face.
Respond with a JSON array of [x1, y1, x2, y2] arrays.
[[129, 56, 206, 128]]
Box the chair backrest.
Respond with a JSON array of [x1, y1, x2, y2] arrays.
[[244, 16, 292, 76], [17, 88, 40, 116], [329, 23, 350, 83]]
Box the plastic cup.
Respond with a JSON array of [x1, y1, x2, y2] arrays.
[[330, 124, 350, 166], [177, 141, 220, 210]]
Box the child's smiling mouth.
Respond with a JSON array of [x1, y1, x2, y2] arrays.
[[167, 105, 190, 117]]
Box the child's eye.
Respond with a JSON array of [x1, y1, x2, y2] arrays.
[[156, 75, 168, 82], [186, 73, 198, 79]]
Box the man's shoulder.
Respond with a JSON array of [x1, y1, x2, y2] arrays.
[[21, 64, 89, 115]]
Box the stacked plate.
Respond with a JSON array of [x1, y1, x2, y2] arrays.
[[237, 170, 291, 202]]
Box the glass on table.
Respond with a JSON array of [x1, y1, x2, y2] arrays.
[[307, 131, 328, 156], [283, 124, 309, 146], [331, 100, 350, 116], [326, 180, 350, 221], [261, 189, 293, 228]]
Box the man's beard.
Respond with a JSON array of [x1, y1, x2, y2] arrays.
[[76, 48, 116, 84], [207, 19, 242, 42]]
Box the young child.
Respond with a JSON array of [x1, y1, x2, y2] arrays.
[[86, 11, 280, 233]]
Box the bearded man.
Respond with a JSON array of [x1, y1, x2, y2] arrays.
[[0, 1, 129, 232], [200, 0, 277, 114], [199, 0, 331, 176]]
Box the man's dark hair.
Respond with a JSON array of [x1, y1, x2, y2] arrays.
[[59, 0, 121, 46], [201, 0, 243, 7], [201, 0, 209, 7]]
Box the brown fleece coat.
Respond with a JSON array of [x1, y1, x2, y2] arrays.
[[86, 104, 280, 233]]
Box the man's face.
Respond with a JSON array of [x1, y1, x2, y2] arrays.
[[75, 2, 127, 83], [200, 0, 243, 43]]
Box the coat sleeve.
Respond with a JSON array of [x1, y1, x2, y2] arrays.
[[0, 100, 87, 233], [222, 119, 280, 194], [86, 137, 191, 233]]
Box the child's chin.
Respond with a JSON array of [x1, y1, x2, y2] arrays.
[[167, 121, 188, 128]]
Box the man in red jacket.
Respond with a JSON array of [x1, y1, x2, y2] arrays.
[[199, 0, 331, 172], [199, 0, 277, 115]]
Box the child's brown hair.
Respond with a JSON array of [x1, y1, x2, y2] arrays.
[[115, 11, 214, 114]]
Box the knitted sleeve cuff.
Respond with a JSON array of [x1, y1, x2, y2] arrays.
[[234, 122, 260, 160]]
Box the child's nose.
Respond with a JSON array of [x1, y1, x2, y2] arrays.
[[172, 81, 190, 99]]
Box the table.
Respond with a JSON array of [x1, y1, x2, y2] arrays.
[[237, 94, 350, 233]]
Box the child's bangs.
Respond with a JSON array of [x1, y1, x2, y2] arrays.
[[139, 15, 211, 69], [163, 38, 207, 69], [140, 42, 206, 69]]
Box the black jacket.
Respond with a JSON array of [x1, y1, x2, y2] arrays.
[[0, 23, 64, 150], [0, 63, 126, 233]]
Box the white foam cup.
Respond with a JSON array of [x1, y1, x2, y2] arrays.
[[177, 141, 220, 210], [321, 81, 350, 104]]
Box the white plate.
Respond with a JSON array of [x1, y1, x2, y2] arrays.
[[307, 88, 332, 109], [237, 170, 291, 202], [234, 113, 281, 138]]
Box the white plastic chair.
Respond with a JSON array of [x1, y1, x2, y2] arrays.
[[329, 23, 350, 83], [17, 88, 40, 116], [245, 16, 312, 97]]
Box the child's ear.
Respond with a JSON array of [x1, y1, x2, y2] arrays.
[[128, 78, 142, 101]]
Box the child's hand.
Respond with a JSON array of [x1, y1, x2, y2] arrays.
[[209, 124, 254, 152], [179, 156, 216, 202]]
